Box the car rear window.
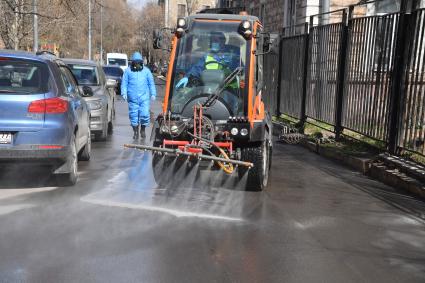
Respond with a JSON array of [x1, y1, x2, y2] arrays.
[[103, 66, 123, 77], [108, 58, 127, 66], [67, 64, 99, 86], [0, 58, 49, 94]]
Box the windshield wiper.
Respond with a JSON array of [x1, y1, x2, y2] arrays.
[[202, 67, 243, 108]]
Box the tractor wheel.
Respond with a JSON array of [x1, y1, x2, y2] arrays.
[[239, 138, 271, 191]]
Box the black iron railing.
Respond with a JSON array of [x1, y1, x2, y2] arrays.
[[263, 3, 425, 156]]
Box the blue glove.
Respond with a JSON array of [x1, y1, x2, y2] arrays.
[[122, 94, 127, 101], [176, 77, 188, 89], [151, 96, 156, 101]]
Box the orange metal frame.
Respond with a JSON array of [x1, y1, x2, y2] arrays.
[[162, 18, 265, 128]]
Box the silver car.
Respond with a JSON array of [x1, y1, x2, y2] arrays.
[[63, 59, 116, 141]]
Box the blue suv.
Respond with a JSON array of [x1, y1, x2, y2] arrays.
[[0, 50, 91, 186]]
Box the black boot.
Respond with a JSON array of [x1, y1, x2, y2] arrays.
[[140, 125, 146, 139], [132, 125, 139, 140]]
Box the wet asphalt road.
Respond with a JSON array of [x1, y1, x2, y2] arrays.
[[0, 79, 425, 282]]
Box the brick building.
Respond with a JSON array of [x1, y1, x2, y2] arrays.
[[216, 1, 413, 33]]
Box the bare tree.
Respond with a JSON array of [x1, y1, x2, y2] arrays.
[[137, 2, 166, 64], [185, 0, 200, 15], [0, 0, 139, 59]]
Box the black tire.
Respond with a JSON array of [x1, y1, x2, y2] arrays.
[[95, 114, 108, 141], [78, 128, 91, 161], [108, 121, 113, 135], [57, 136, 78, 186], [239, 139, 271, 191]]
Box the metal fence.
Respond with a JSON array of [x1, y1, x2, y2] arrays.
[[279, 31, 308, 119], [399, 9, 425, 154], [306, 10, 346, 125], [342, 13, 399, 141], [264, 4, 425, 156]]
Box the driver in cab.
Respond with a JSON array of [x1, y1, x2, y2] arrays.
[[175, 32, 242, 113]]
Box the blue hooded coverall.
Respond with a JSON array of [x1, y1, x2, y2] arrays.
[[121, 52, 157, 127]]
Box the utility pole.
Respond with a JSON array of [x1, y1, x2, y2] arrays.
[[33, 0, 38, 52], [100, 0, 103, 63], [319, 0, 329, 25], [165, 0, 169, 28], [88, 0, 92, 60]]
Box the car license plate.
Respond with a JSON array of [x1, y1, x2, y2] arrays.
[[0, 133, 12, 144]]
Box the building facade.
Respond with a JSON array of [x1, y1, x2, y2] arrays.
[[160, 0, 216, 27], [215, 0, 423, 33], [217, 0, 245, 8]]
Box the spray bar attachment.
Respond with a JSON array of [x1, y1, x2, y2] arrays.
[[123, 143, 254, 169]]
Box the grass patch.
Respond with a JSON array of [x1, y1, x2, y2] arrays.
[[401, 151, 425, 166], [320, 136, 383, 157]]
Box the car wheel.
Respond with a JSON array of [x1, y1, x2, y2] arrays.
[[95, 114, 108, 141], [78, 128, 91, 161], [57, 136, 78, 186]]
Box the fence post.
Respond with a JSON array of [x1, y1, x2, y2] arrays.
[[300, 22, 310, 133], [388, 0, 410, 154], [334, 8, 350, 140], [275, 30, 283, 117]]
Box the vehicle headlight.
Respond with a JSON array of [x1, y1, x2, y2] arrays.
[[231, 128, 239, 136], [87, 100, 102, 110], [171, 125, 179, 133], [240, 128, 248, 136]]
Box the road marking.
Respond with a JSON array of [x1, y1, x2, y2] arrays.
[[0, 187, 57, 200], [0, 204, 35, 216], [81, 197, 243, 222]]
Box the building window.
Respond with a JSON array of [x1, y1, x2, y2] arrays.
[[178, 4, 186, 18]]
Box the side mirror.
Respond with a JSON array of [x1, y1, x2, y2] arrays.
[[81, 86, 94, 97], [263, 33, 271, 53], [106, 78, 117, 89], [153, 29, 162, 49]]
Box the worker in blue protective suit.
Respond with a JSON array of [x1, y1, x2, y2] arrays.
[[121, 52, 157, 139]]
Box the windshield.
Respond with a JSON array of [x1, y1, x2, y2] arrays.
[[103, 66, 123, 77], [108, 58, 127, 66], [170, 21, 248, 116], [0, 59, 49, 94], [68, 64, 99, 85]]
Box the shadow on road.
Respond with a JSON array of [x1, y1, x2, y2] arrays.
[[0, 165, 57, 189]]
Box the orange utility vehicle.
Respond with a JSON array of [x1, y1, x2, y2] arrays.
[[125, 11, 272, 190]]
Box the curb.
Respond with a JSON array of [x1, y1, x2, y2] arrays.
[[368, 162, 425, 198], [296, 139, 425, 199], [299, 140, 372, 174]]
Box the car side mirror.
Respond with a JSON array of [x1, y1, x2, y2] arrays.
[[81, 86, 94, 97], [153, 28, 172, 52], [106, 78, 117, 89], [153, 29, 162, 50], [263, 33, 271, 53]]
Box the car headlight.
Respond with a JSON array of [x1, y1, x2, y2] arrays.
[[87, 100, 102, 110]]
